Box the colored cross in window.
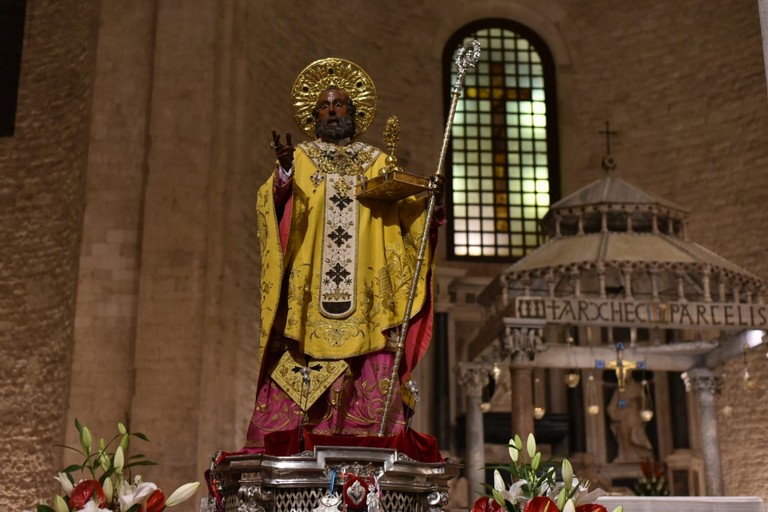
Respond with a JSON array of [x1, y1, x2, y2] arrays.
[[465, 62, 532, 234]]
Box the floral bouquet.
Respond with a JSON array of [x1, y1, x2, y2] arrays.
[[37, 420, 200, 512], [633, 460, 669, 497], [471, 434, 623, 512]]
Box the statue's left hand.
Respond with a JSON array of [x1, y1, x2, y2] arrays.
[[430, 174, 445, 206]]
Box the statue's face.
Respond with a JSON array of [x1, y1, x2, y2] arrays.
[[314, 88, 355, 141]]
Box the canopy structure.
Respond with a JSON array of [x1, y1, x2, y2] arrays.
[[462, 159, 767, 496], [470, 165, 766, 370]]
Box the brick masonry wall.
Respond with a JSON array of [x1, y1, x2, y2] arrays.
[[7, 0, 766, 508], [0, 1, 97, 509]]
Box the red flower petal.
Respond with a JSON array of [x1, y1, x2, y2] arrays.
[[524, 496, 559, 512], [471, 496, 505, 512], [143, 488, 166, 512], [575, 504, 608, 512], [70, 479, 107, 509]]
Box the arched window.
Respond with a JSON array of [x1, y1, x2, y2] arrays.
[[444, 20, 560, 260]]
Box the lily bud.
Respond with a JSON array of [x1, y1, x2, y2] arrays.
[[103, 477, 114, 502], [526, 433, 537, 459], [508, 438, 519, 463], [493, 469, 505, 492], [531, 452, 541, 471], [53, 495, 69, 512], [514, 435, 523, 452], [612, 507, 624, 512], [562, 459, 573, 491], [119, 433, 129, 451], [80, 426, 92, 454], [164, 482, 201, 507], [563, 498, 576, 512], [556, 488, 567, 511], [100, 452, 110, 472], [118, 422, 127, 435], [113, 446, 125, 474]]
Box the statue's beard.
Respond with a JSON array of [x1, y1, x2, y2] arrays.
[[315, 114, 356, 141]]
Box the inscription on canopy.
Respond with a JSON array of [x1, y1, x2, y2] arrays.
[[515, 297, 768, 330]]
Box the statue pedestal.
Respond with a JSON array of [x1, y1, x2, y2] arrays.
[[209, 445, 460, 512]]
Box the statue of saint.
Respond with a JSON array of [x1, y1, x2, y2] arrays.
[[245, 58, 438, 449], [607, 378, 654, 463]]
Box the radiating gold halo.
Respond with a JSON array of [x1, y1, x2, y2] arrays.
[[290, 57, 377, 139]]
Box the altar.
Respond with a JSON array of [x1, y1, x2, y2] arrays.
[[597, 496, 766, 512]]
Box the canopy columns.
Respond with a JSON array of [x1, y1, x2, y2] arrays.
[[457, 364, 488, 498], [682, 368, 724, 496]]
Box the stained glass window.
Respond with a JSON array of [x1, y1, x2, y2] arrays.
[[444, 21, 559, 260]]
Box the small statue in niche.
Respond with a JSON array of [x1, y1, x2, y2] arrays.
[[607, 378, 654, 463]]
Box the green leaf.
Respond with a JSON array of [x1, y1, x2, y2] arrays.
[[132, 432, 150, 442], [54, 444, 85, 456], [125, 505, 142, 512], [61, 463, 83, 474], [124, 460, 159, 469], [37, 505, 55, 512]]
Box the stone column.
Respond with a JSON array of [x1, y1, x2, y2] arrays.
[[0, 1, 97, 509], [510, 367, 534, 442], [760, 0, 768, 92], [458, 364, 488, 499], [682, 368, 724, 496]]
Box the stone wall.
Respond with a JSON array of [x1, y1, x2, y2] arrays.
[[0, 0, 97, 509], [3, 0, 768, 509]]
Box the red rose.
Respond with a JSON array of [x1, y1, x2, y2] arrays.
[[70, 479, 107, 509], [575, 505, 608, 512], [471, 496, 504, 512], [143, 488, 166, 512], [523, 496, 559, 512]]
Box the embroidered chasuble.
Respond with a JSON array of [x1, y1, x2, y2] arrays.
[[254, 140, 433, 411]]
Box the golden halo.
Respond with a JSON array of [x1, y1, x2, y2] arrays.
[[290, 57, 377, 139]]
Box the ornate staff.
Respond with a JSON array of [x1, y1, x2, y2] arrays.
[[378, 40, 482, 435]]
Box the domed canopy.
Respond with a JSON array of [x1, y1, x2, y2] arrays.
[[497, 174, 763, 304]]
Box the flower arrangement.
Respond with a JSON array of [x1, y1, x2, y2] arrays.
[[633, 460, 669, 497], [471, 434, 623, 512], [37, 420, 200, 512]]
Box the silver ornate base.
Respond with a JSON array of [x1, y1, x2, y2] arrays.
[[208, 446, 460, 512]]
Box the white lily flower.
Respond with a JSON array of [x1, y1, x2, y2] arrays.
[[498, 479, 528, 505], [53, 495, 68, 512], [53, 472, 73, 495], [571, 482, 607, 505], [118, 481, 157, 510], [164, 481, 201, 507], [78, 499, 111, 512]]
